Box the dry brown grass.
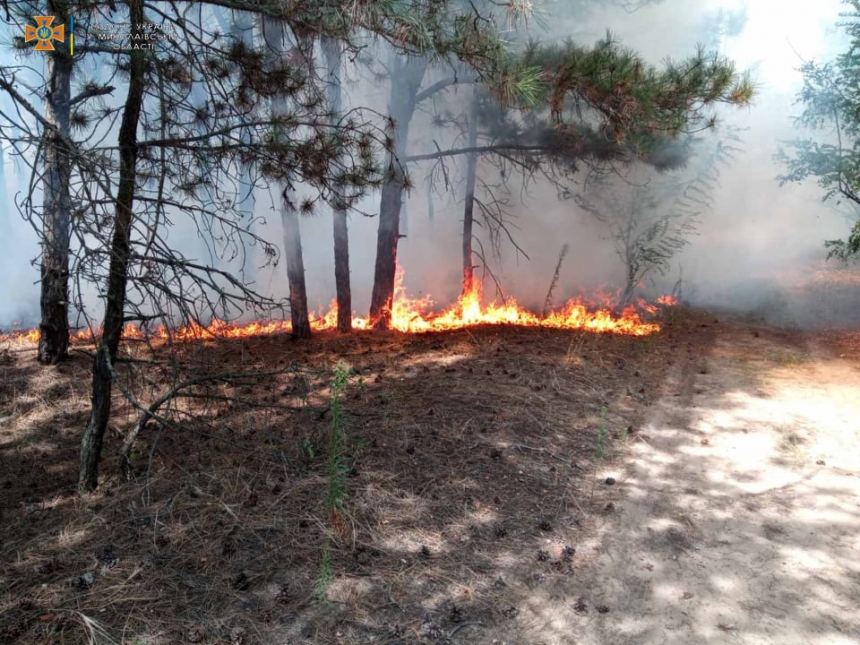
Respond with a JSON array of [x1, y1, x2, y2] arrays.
[[1, 314, 709, 645]]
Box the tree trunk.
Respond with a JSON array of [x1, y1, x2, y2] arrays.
[[281, 188, 312, 338], [333, 209, 350, 332], [323, 36, 351, 333], [38, 10, 73, 365], [79, 3, 147, 493], [369, 55, 427, 328], [461, 92, 479, 295], [262, 17, 312, 339]]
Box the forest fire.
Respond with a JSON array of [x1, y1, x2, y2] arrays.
[[0, 275, 676, 345]]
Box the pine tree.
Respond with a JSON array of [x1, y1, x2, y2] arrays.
[[0, 0, 542, 492]]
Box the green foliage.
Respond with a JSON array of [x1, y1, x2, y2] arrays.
[[326, 362, 351, 516], [492, 60, 547, 109], [577, 127, 743, 300], [521, 33, 754, 139], [697, 7, 749, 50], [300, 437, 316, 461], [471, 30, 753, 181], [825, 221, 860, 259], [777, 0, 860, 258], [316, 361, 352, 601]]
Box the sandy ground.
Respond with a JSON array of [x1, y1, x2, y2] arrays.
[[572, 323, 860, 645]]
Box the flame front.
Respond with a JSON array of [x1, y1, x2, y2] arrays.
[[0, 270, 674, 345]]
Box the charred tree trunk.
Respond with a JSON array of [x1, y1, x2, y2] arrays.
[[79, 3, 147, 493], [323, 36, 351, 333], [461, 93, 479, 295], [39, 9, 73, 365], [369, 55, 427, 328], [262, 17, 312, 339], [370, 175, 404, 328]]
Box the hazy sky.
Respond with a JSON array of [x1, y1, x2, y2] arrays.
[[721, 0, 845, 91]]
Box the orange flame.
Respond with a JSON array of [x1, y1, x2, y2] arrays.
[[0, 270, 675, 345]]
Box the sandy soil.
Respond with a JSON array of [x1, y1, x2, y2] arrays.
[[572, 323, 860, 645]]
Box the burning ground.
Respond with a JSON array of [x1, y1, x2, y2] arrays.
[[0, 269, 675, 344]]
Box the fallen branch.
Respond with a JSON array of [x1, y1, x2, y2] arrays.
[[102, 348, 308, 477]]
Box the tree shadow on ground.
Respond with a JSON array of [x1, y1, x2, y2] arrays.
[[0, 349, 87, 507], [568, 319, 860, 645], [1, 318, 687, 645]]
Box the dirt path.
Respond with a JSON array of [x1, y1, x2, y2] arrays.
[[576, 323, 860, 644]]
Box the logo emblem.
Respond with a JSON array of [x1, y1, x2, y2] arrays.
[[24, 16, 65, 51]]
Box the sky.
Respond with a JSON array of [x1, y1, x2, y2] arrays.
[[721, 0, 845, 92]]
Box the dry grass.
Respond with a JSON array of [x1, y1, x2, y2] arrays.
[[1, 314, 708, 644]]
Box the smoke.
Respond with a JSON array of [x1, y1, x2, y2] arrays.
[[345, 0, 859, 328], [650, 0, 857, 328], [2, 0, 858, 330], [359, 0, 860, 328], [0, 141, 40, 327]]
